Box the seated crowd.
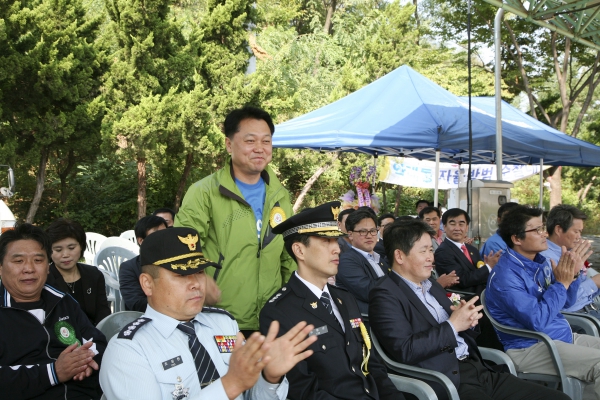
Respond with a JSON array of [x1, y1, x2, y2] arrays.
[[2, 110, 599, 400], [3, 198, 600, 400]]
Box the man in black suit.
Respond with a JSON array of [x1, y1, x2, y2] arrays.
[[369, 219, 569, 400], [374, 213, 395, 258], [434, 208, 501, 295], [260, 201, 404, 400], [336, 209, 390, 314]]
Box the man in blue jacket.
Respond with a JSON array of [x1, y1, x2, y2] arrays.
[[485, 205, 600, 399]]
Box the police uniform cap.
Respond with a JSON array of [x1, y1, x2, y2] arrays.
[[273, 201, 346, 241], [140, 227, 220, 275]]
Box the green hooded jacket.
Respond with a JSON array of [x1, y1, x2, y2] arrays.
[[175, 160, 295, 330]]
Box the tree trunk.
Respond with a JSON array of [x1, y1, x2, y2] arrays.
[[382, 183, 387, 213], [579, 176, 596, 206], [394, 185, 403, 216], [174, 152, 194, 212], [323, 0, 337, 35], [293, 153, 340, 213], [412, 0, 420, 44], [26, 148, 50, 223], [547, 166, 562, 208], [504, 21, 537, 119], [137, 156, 147, 219], [58, 149, 76, 210]]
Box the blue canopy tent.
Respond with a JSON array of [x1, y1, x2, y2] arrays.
[[274, 65, 600, 167]]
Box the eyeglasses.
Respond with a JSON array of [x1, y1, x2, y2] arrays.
[[351, 229, 378, 237], [521, 225, 547, 235]]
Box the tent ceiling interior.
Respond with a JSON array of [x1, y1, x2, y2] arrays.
[[483, 0, 600, 51]]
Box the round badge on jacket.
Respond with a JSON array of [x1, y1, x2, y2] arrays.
[[270, 206, 287, 228], [54, 321, 81, 346]]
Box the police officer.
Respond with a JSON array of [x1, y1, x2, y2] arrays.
[[259, 202, 405, 400], [100, 227, 316, 400]]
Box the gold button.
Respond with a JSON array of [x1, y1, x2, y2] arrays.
[[322, 345, 326, 350]]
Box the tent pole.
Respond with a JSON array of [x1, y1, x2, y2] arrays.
[[495, 8, 504, 181], [434, 150, 440, 207], [539, 158, 544, 209]]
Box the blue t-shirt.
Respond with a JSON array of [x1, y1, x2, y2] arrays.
[[235, 177, 266, 242]]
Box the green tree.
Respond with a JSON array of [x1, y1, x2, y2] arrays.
[[0, 0, 103, 223]]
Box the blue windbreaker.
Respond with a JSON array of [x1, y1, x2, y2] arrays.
[[485, 248, 581, 350]]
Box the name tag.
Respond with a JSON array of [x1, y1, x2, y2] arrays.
[[162, 356, 183, 370], [214, 335, 236, 353], [309, 325, 328, 337]]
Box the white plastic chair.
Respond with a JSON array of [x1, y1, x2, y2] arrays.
[[84, 232, 107, 265], [119, 230, 137, 245], [98, 237, 140, 255], [94, 246, 137, 281], [98, 268, 123, 313]]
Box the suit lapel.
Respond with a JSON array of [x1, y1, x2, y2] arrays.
[[351, 248, 378, 280], [445, 238, 475, 269], [288, 274, 344, 334], [329, 286, 353, 338], [429, 281, 453, 316], [389, 272, 440, 328]]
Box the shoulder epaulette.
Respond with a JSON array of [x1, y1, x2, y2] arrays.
[[266, 286, 290, 305], [202, 307, 235, 320], [118, 317, 152, 340]]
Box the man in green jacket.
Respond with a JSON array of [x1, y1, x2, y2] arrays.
[[175, 106, 295, 336]]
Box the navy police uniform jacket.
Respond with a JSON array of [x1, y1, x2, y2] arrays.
[[0, 283, 107, 400], [259, 273, 403, 400]]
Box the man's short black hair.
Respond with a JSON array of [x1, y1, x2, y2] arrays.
[[497, 202, 520, 220], [419, 206, 441, 219], [441, 208, 470, 225], [546, 204, 587, 236], [338, 208, 356, 222], [134, 216, 168, 240], [0, 223, 52, 264], [223, 106, 275, 139], [345, 210, 378, 232], [415, 199, 430, 208], [152, 208, 175, 219], [377, 213, 395, 226], [498, 205, 543, 249], [46, 218, 87, 259], [284, 235, 311, 263], [384, 219, 434, 263], [356, 206, 377, 218]]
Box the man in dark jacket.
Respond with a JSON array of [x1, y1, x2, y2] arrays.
[[336, 209, 390, 314], [119, 215, 167, 312], [260, 201, 405, 400], [0, 223, 107, 399], [369, 218, 568, 400]]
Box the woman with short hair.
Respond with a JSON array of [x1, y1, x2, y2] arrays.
[[46, 218, 111, 325]]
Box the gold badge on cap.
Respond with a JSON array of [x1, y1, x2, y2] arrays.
[[331, 206, 340, 221], [270, 207, 286, 228], [178, 234, 198, 251]]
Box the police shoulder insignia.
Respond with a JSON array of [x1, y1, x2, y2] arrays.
[[269, 207, 287, 228], [118, 317, 152, 340], [202, 307, 235, 320], [214, 335, 237, 353], [267, 288, 289, 304]]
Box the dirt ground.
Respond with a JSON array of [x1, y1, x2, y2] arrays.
[[583, 235, 600, 270]]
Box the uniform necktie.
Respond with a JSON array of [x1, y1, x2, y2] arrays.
[[177, 321, 220, 387], [461, 244, 473, 264], [320, 292, 333, 314]]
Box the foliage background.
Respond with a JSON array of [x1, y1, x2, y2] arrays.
[[2, 0, 600, 235]]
